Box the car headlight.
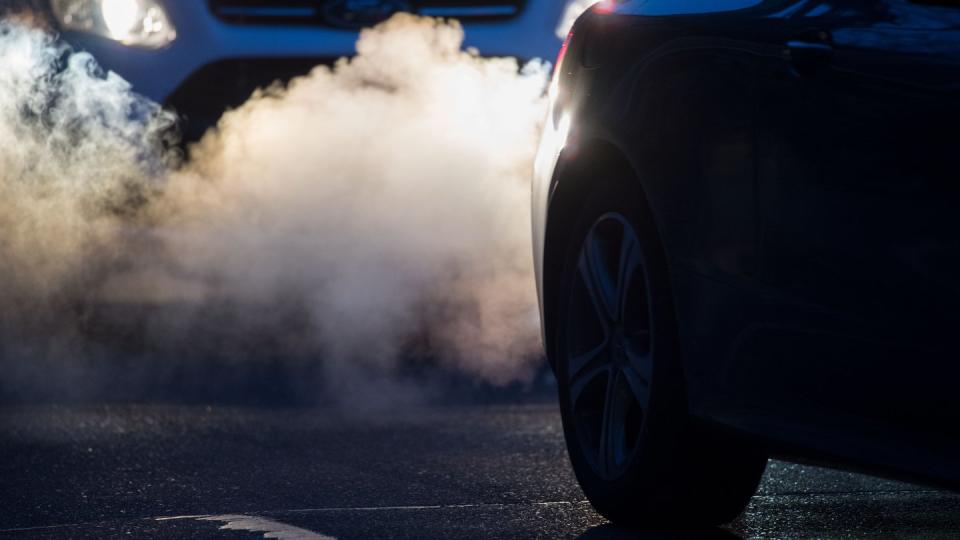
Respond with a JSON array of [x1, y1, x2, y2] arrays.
[[51, 0, 176, 48]]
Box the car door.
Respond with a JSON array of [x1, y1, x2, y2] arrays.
[[749, 0, 960, 441]]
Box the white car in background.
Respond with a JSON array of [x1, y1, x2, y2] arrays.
[[36, 0, 568, 140]]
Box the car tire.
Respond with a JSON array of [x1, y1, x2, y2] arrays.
[[554, 182, 767, 527]]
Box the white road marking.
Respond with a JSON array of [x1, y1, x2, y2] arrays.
[[1, 502, 593, 534], [198, 515, 335, 540]]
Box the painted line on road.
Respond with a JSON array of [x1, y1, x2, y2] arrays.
[[4, 492, 952, 534], [198, 514, 336, 540], [0, 501, 592, 534]]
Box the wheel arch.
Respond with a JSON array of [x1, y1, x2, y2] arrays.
[[542, 139, 680, 379]]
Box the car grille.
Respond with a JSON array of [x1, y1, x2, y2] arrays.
[[208, 0, 526, 28]]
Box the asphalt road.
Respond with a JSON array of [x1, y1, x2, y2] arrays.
[[2, 401, 959, 539]]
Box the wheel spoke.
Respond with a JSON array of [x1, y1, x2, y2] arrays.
[[621, 359, 651, 410], [598, 369, 621, 476], [617, 228, 644, 322], [568, 341, 610, 406], [578, 230, 617, 327]]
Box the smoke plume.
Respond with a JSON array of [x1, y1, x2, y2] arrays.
[[0, 15, 550, 406]]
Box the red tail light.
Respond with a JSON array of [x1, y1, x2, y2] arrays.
[[556, 29, 573, 73]]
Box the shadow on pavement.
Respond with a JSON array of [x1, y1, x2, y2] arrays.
[[578, 523, 741, 540]]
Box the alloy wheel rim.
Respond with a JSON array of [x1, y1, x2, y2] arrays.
[[565, 212, 653, 480]]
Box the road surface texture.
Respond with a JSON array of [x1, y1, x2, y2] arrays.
[[2, 401, 958, 538]]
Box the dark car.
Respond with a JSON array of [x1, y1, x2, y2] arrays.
[[533, 0, 960, 527]]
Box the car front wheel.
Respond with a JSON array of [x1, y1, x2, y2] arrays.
[[555, 185, 766, 527]]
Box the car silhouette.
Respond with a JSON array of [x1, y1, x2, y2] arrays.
[[15, 0, 566, 140], [533, 0, 960, 527]]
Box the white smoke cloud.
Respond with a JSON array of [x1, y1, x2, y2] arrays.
[[0, 22, 173, 325], [0, 15, 549, 406]]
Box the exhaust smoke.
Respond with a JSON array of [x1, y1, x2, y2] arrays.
[[0, 15, 550, 406]]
